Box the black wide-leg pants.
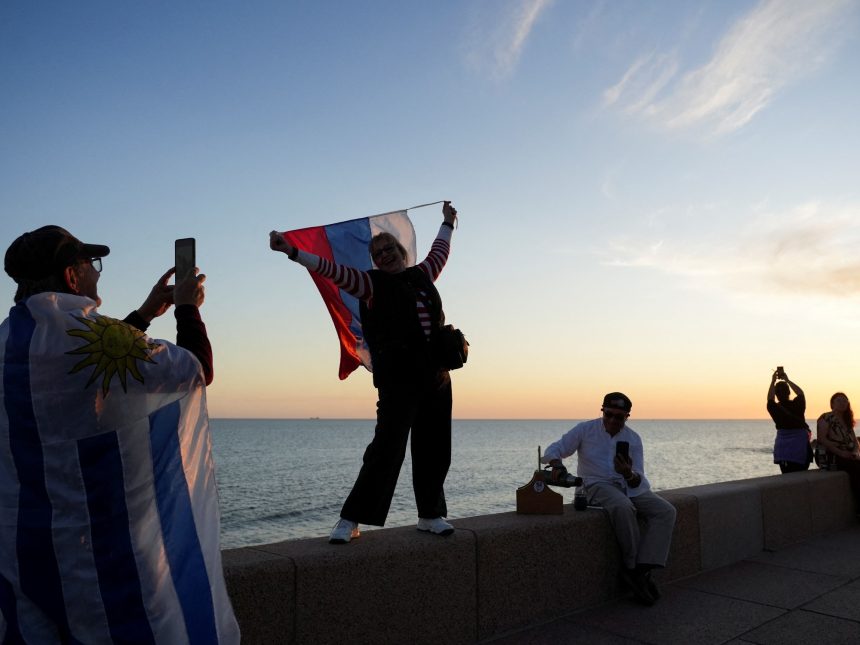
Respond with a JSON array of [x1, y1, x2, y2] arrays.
[[341, 370, 452, 526]]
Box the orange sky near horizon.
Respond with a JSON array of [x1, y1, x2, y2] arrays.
[[206, 360, 854, 421]]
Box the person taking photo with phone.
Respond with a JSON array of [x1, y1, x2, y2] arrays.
[[542, 392, 676, 606], [766, 367, 812, 473], [0, 226, 238, 643]]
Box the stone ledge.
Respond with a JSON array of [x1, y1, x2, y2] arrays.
[[221, 547, 296, 644], [222, 470, 856, 644]]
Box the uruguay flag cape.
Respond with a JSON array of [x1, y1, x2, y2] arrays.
[[281, 210, 417, 379], [0, 293, 239, 644]]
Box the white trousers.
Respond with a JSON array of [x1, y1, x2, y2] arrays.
[[587, 482, 677, 569]]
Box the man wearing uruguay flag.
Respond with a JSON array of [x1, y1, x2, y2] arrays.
[[0, 226, 239, 643]]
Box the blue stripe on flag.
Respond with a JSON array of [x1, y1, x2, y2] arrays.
[[78, 432, 155, 644], [327, 217, 373, 345], [4, 303, 73, 642], [327, 217, 373, 271], [149, 401, 218, 644], [0, 573, 23, 643]]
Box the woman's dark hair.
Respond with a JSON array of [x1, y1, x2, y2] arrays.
[[774, 382, 790, 400], [830, 392, 856, 428], [368, 232, 407, 264]]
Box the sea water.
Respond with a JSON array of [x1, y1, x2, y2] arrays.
[[211, 418, 792, 549]]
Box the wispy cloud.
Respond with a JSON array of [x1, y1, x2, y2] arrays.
[[741, 203, 860, 296], [605, 201, 860, 298], [604, 0, 856, 135], [465, 0, 554, 81], [603, 51, 679, 113]]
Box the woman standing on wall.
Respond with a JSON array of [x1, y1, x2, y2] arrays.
[[765, 368, 812, 473], [269, 202, 459, 544]]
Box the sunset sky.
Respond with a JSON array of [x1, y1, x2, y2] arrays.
[[2, 1, 859, 419]]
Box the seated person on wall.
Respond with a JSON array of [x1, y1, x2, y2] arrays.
[[766, 368, 812, 473], [542, 392, 676, 606], [816, 392, 860, 510]]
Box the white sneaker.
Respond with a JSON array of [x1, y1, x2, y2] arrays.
[[329, 518, 360, 544], [416, 517, 454, 536]]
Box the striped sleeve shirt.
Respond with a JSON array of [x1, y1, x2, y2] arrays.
[[293, 226, 453, 334]]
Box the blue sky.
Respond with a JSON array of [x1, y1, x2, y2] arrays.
[[2, 0, 859, 418]]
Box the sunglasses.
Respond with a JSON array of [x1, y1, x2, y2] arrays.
[[83, 257, 102, 273], [371, 244, 398, 261], [603, 410, 629, 422]]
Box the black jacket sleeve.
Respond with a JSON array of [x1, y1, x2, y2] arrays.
[[123, 310, 150, 332], [123, 306, 213, 385], [174, 304, 214, 385]]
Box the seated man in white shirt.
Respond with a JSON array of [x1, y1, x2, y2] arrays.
[[542, 392, 676, 605]]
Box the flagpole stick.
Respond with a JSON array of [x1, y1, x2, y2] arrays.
[[406, 200, 446, 211]]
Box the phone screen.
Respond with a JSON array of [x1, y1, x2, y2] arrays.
[[175, 238, 196, 281], [616, 441, 630, 459]]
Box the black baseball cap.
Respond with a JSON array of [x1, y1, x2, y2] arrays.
[[602, 392, 632, 413], [4, 225, 110, 282]]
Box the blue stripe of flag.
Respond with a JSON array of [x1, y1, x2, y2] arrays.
[[3, 302, 73, 642], [326, 217, 373, 344], [78, 431, 155, 644], [149, 401, 218, 644], [326, 217, 373, 270]]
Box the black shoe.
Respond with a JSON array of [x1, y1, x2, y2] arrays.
[[620, 568, 655, 606], [643, 570, 661, 600]]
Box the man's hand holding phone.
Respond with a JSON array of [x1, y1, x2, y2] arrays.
[[174, 269, 205, 308], [137, 268, 177, 322]]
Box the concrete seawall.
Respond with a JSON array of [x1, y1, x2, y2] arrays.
[[221, 470, 856, 644]]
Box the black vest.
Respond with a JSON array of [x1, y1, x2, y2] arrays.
[[360, 267, 445, 386]]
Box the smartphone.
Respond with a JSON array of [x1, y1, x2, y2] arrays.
[[175, 238, 196, 282], [616, 441, 630, 460], [776, 366, 785, 379]]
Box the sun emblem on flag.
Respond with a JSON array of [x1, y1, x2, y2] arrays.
[[66, 315, 158, 394]]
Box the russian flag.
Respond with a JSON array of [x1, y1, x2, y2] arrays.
[[282, 210, 416, 380]]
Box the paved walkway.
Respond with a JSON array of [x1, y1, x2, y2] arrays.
[[488, 525, 860, 644]]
